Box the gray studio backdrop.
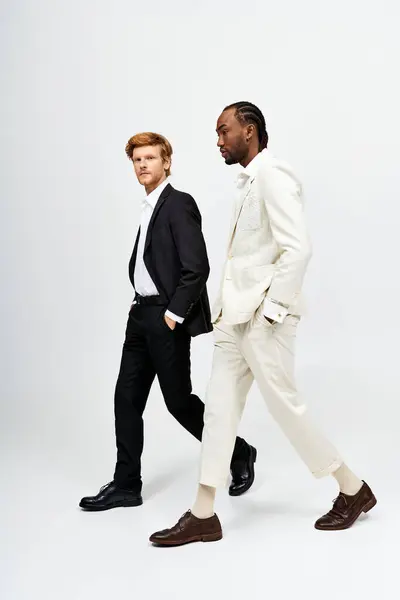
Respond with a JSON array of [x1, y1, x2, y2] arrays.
[[1, 0, 399, 538]]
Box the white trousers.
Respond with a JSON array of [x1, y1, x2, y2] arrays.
[[199, 307, 343, 487]]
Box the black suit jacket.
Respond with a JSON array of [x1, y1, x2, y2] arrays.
[[129, 184, 213, 338]]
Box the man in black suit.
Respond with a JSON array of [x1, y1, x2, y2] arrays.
[[79, 132, 257, 511]]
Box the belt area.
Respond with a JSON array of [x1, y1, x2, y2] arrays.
[[134, 294, 166, 306]]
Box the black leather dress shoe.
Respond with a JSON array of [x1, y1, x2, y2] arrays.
[[79, 482, 143, 511], [229, 445, 257, 496]]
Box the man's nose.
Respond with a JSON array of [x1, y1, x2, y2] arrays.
[[217, 136, 224, 147]]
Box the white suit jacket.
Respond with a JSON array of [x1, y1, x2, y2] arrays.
[[212, 149, 312, 325]]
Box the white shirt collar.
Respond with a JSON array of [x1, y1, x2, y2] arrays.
[[144, 177, 171, 209], [236, 149, 266, 188]]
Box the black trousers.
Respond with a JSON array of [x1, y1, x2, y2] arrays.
[[113, 303, 248, 491]]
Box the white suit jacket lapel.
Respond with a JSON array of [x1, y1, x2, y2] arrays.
[[227, 176, 255, 249]]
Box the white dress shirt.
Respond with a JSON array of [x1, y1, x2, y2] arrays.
[[235, 151, 291, 324], [133, 177, 184, 323]]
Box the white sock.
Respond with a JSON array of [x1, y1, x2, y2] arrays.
[[332, 463, 363, 496], [192, 484, 216, 519]]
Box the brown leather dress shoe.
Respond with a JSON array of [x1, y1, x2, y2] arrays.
[[315, 481, 377, 531], [149, 511, 222, 546]]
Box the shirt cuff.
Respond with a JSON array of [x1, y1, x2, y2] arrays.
[[165, 309, 184, 324], [263, 298, 289, 324]]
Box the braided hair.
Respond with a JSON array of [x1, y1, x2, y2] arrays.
[[224, 101, 268, 150]]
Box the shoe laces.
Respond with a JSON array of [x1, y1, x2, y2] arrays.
[[177, 510, 191, 530], [99, 482, 112, 493], [329, 493, 348, 518]]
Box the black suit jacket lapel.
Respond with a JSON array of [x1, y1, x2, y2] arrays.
[[144, 183, 173, 255], [129, 227, 141, 288]]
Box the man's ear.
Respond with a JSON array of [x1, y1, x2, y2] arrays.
[[246, 123, 256, 141]]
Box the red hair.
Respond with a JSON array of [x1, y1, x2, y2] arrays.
[[125, 132, 173, 177]]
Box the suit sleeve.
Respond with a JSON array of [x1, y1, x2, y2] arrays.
[[167, 194, 210, 319], [259, 165, 313, 310]]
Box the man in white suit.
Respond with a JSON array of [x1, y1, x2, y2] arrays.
[[149, 102, 376, 546]]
